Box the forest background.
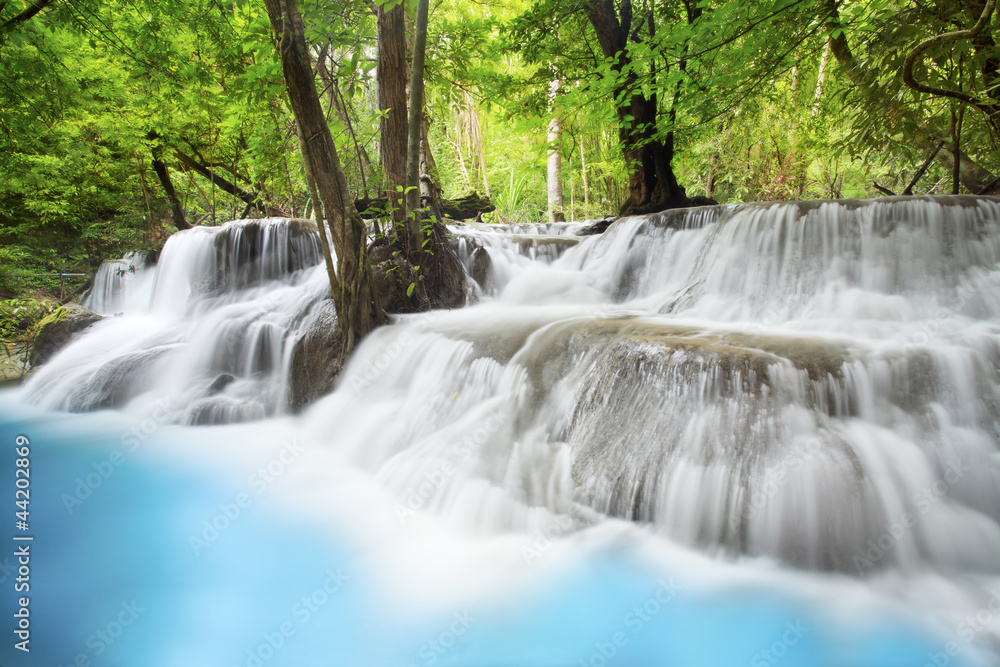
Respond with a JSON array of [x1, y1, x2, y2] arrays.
[[0, 0, 997, 317]]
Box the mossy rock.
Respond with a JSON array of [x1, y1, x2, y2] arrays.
[[29, 304, 104, 367]]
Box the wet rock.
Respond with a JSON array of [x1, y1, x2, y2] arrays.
[[29, 305, 104, 367], [425, 228, 467, 310], [213, 218, 322, 290], [286, 300, 344, 411], [207, 373, 236, 395], [471, 245, 492, 291], [507, 235, 580, 253], [578, 217, 618, 235], [64, 347, 170, 410], [518, 318, 850, 398], [186, 396, 267, 426]]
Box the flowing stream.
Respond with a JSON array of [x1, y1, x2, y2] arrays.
[[3, 195, 1000, 666]]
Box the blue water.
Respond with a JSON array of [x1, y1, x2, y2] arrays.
[[0, 391, 973, 667]]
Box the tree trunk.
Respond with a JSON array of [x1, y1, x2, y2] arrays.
[[465, 91, 490, 198], [450, 116, 472, 189], [295, 122, 340, 301], [968, 0, 1000, 103], [419, 114, 442, 205], [405, 0, 429, 227], [264, 0, 382, 353], [150, 157, 189, 231], [579, 130, 589, 214], [587, 0, 687, 214], [377, 1, 408, 227], [812, 38, 830, 115], [0, 0, 55, 30], [935, 143, 998, 194], [356, 192, 494, 221], [546, 77, 565, 223]]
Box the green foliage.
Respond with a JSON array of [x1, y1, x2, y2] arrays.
[[1, 0, 997, 303], [0, 298, 58, 341]]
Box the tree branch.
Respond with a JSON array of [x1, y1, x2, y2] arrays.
[[0, 0, 56, 30], [873, 182, 897, 197], [902, 0, 997, 116], [902, 141, 943, 195]]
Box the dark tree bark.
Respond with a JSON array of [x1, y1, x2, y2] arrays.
[[663, 1, 701, 206], [295, 121, 340, 301], [967, 0, 1000, 103], [872, 182, 897, 197], [377, 2, 408, 226], [149, 157, 189, 231], [264, 0, 382, 352], [902, 141, 943, 195], [587, 0, 687, 214], [0, 0, 55, 30], [419, 114, 442, 206]]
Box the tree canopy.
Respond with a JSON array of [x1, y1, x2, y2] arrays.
[[1, 0, 998, 296]]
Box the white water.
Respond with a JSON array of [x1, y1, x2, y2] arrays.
[[18, 196, 1000, 664], [31, 218, 326, 422], [80, 250, 152, 315]]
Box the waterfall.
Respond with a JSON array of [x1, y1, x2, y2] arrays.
[[312, 195, 1000, 572], [81, 250, 152, 315], [30, 218, 326, 423], [16, 196, 1000, 663]]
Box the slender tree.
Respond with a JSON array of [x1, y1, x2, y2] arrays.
[[377, 1, 409, 227], [546, 77, 565, 222], [586, 0, 688, 213], [264, 0, 382, 352], [405, 0, 430, 226]]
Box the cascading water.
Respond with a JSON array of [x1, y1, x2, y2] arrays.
[[320, 196, 1000, 571], [7, 195, 1000, 666], [30, 218, 327, 423], [81, 250, 152, 315]]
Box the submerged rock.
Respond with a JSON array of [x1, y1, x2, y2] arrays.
[[471, 245, 492, 291], [64, 346, 171, 410], [29, 304, 104, 366], [207, 373, 236, 396]]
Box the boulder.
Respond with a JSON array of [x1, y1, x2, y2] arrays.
[[471, 245, 492, 290], [578, 217, 618, 235], [63, 347, 169, 411], [207, 373, 236, 396], [286, 300, 344, 411], [29, 304, 104, 367]]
